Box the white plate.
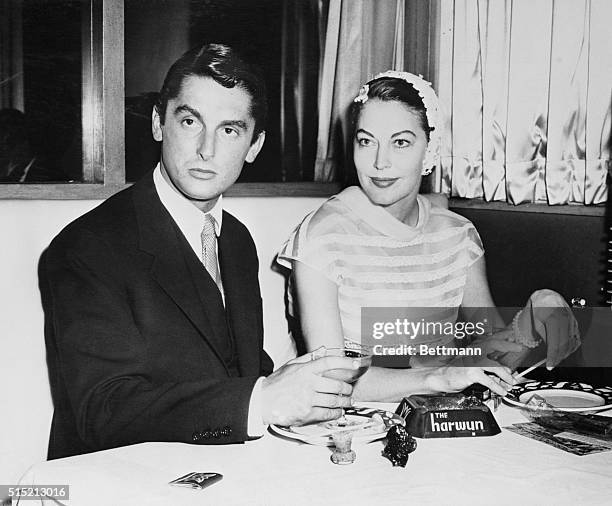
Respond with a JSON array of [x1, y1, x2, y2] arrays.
[[269, 407, 404, 446], [504, 381, 612, 413]]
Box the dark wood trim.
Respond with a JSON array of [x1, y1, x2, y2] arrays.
[[0, 182, 343, 200], [449, 198, 606, 217], [224, 182, 342, 197], [0, 183, 124, 200], [0, 182, 606, 218]]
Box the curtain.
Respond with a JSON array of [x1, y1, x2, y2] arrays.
[[438, 0, 611, 205], [0, 0, 24, 110], [313, 0, 407, 182], [280, 0, 323, 181], [280, 0, 436, 182]]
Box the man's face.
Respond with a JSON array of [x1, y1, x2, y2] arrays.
[[152, 75, 265, 211]]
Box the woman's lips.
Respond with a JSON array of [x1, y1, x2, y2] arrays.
[[370, 177, 398, 188], [189, 168, 216, 180]]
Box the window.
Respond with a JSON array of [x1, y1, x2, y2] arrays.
[[1, 0, 83, 183], [1, 0, 335, 199], [0, 0, 125, 198], [123, 0, 288, 183]]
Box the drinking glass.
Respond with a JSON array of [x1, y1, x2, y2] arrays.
[[322, 345, 373, 384], [322, 345, 373, 425]]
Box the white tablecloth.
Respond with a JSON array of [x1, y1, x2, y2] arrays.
[[17, 403, 612, 506]]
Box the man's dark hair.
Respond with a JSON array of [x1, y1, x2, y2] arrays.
[[156, 43, 267, 143]]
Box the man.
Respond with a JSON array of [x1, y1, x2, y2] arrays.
[[39, 44, 355, 459]]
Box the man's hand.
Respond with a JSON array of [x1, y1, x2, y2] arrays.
[[261, 355, 357, 427]]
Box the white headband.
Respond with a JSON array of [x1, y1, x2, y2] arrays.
[[354, 70, 441, 175]]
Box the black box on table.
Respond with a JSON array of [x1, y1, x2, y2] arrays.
[[396, 394, 501, 438]]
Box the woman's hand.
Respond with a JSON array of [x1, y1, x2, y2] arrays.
[[425, 365, 516, 397], [462, 331, 524, 366], [466, 290, 581, 372], [469, 328, 533, 371], [520, 289, 581, 369]]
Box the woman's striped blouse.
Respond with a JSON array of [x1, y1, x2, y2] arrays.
[[277, 186, 484, 348]]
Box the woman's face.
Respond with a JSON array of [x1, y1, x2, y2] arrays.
[[353, 98, 428, 222]]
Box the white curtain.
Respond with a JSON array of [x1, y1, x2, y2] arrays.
[[438, 0, 611, 205], [314, 0, 407, 182]]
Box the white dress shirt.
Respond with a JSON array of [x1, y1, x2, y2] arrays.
[[153, 165, 223, 263], [153, 164, 265, 436]]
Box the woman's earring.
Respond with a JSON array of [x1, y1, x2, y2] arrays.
[[421, 148, 435, 176], [421, 163, 434, 176], [421, 140, 439, 176]]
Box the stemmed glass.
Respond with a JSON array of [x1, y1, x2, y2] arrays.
[[322, 344, 373, 426]]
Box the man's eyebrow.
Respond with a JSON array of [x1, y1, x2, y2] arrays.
[[219, 119, 248, 131], [172, 106, 248, 131], [173, 104, 202, 122]]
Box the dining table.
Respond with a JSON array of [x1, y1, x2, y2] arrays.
[[16, 401, 612, 506]]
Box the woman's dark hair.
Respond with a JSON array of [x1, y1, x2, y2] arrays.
[[350, 77, 432, 142], [156, 43, 267, 143]]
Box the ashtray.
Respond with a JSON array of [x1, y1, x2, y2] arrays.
[[396, 393, 501, 438]]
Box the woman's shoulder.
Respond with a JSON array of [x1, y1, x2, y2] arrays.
[[423, 203, 483, 257], [302, 187, 362, 239], [276, 188, 360, 278], [426, 203, 477, 232]]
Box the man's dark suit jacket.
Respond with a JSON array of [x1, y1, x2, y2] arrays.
[[39, 172, 273, 459]]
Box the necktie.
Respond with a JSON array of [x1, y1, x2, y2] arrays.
[[201, 214, 224, 296]]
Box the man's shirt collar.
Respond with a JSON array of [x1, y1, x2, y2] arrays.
[[153, 164, 223, 259]]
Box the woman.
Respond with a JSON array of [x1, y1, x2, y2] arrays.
[[278, 71, 579, 402]]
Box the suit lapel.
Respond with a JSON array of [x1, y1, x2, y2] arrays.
[[180, 233, 235, 365], [132, 173, 230, 372], [218, 213, 261, 377]]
